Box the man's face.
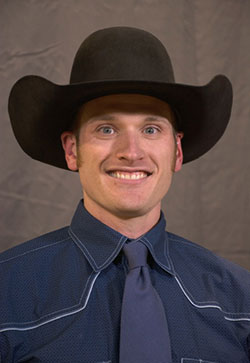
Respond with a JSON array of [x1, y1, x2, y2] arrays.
[[62, 94, 183, 222]]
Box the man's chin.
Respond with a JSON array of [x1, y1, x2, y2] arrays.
[[112, 204, 151, 220]]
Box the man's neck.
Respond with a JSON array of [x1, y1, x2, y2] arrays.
[[82, 199, 161, 239]]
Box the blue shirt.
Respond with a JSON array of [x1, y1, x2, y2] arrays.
[[1, 200, 250, 362]]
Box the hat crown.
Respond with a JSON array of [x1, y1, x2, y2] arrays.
[[70, 27, 175, 84]]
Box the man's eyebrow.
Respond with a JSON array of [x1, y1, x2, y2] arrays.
[[86, 114, 171, 125], [89, 114, 169, 120], [144, 116, 169, 121], [87, 114, 116, 123]]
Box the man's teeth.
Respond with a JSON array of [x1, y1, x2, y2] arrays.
[[109, 171, 148, 180]]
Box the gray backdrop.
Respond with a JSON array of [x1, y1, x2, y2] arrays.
[[1, 0, 249, 270]]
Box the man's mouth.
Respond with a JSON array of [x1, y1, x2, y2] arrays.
[[108, 171, 150, 180]]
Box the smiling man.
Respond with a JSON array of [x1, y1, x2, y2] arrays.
[[61, 94, 183, 237], [1, 27, 250, 363]]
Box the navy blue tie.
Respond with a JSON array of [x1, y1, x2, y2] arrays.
[[119, 240, 172, 363]]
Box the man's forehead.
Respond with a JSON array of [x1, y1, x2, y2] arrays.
[[77, 93, 174, 122]]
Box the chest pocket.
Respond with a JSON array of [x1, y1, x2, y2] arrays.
[[181, 359, 219, 363]]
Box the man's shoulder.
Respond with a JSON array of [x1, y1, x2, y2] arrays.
[[166, 230, 250, 278], [166, 231, 250, 316], [0, 225, 94, 332], [0, 226, 71, 264], [166, 230, 250, 276]]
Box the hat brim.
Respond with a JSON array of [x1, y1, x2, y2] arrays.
[[8, 74, 232, 169]]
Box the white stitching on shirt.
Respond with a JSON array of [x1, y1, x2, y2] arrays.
[[69, 227, 125, 270], [181, 359, 218, 363], [0, 237, 71, 264], [141, 236, 172, 272], [175, 275, 250, 322], [0, 271, 100, 332], [224, 316, 250, 321]]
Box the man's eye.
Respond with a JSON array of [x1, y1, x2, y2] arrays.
[[144, 126, 159, 134], [99, 126, 114, 134]]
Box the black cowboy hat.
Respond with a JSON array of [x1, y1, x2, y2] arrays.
[[8, 26, 232, 169]]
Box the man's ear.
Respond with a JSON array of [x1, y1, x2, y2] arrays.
[[60, 131, 78, 171], [174, 132, 184, 172]]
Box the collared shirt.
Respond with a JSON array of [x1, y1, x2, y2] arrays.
[[0, 200, 250, 363]]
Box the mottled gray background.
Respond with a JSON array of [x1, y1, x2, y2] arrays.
[[1, 0, 249, 270]]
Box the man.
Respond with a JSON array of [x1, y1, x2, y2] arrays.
[[1, 27, 250, 362]]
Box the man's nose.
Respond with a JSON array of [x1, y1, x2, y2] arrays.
[[115, 132, 145, 161]]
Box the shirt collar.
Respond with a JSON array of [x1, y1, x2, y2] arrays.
[[69, 200, 174, 275]]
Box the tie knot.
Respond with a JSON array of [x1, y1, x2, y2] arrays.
[[123, 240, 148, 270]]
